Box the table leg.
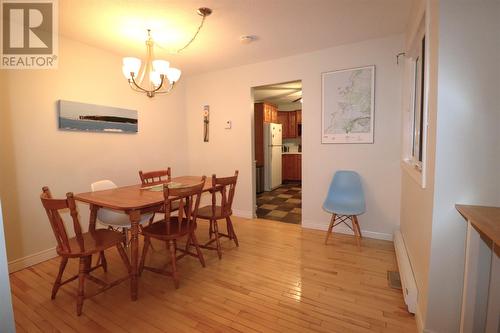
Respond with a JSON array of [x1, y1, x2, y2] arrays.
[[129, 210, 140, 301], [89, 204, 98, 232]]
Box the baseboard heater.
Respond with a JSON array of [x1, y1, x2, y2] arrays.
[[394, 230, 417, 314]]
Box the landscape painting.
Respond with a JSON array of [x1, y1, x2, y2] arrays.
[[58, 100, 138, 133]]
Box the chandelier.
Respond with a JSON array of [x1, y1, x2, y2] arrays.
[[122, 7, 212, 98]]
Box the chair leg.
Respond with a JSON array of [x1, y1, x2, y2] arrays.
[[212, 220, 222, 259], [139, 236, 151, 276], [76, 256, 88, 316], [51, 256, 68, 299], [122, 227, 130, 248], [226, 216, 239, 247], [99, 251, 107, 272], [208, 220, 214, 239], [184, 235, 192, 253], [353, 215, 362, 238], [190, 232, 206, 268], [168, 240, 179, 289], [325, 214, 336, 245], [117, 243, 131, 274]]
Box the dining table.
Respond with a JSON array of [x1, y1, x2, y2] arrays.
[[74, 175, 211, 300]]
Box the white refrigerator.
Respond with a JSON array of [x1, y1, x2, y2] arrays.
[[264, 123, 282, 191]]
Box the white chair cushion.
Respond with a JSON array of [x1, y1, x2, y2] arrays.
[[91, 179, 153, 228], [97, 209, 152, 228]]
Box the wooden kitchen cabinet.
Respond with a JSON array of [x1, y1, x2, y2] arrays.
[[271, 107, 278, 123], [282, 154, 301, 181], [288, 111, 297, 138], [257, 103, 278, 123], [254, 102, 279, 167], [282, 154, 292, 180], [264, 104, 271, 123], [277, 111, 289, 138], [254, 104, 264, 167], [297, 110, 302, 124], [277, 110, 300, 138]]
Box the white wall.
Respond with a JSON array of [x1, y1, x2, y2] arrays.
[[0, 37, 188, 266], [184, 35, 404, 238], [399, 0, 436, 327], [424, 1, 500, 332]]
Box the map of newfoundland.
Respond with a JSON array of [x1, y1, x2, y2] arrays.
[[322, 66, 374, 143]]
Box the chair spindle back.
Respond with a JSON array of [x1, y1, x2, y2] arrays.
[[40, 187, 85, 253], [211, 170, 239, 217], [162, 176, 206, 235], [139, 168, 171, 185]]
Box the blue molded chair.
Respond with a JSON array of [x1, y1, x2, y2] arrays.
[[323, 170, 365, 244]]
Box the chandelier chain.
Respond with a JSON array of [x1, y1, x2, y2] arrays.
[[176, 12, 207, 54]]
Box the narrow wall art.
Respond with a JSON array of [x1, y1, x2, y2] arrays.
[[58, 100, 138, 133]]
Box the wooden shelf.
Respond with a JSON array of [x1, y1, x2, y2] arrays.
[[456, 204, 500, 246]]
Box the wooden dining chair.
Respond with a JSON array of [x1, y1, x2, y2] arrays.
[[197, 171, 239, 259], [138, 168, 179, 222], [139, 167, 171, 185], [40, 187, 131, 316], [139, 177, 206, 289]]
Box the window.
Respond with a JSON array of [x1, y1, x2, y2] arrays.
[[412, 36, 425, 166], [402, 17, 428, 187]]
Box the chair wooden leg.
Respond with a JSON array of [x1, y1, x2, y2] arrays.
[[213, 220, 222, 259], [99, 251, 107, 272], [353, 215, 362, 238], [325, 214, 336, 244], [190, 232, 206, 268], [184, 235, 192, 253], [51, 256, 68, 299], [226, 217, 239, 247], [168, 240, 179, 289], [226, 219, 233, 240], [208, 220, 213, 239], [139, 237, 151, 275], [76, 256, 88, 316], [122, 227, 130, 248]]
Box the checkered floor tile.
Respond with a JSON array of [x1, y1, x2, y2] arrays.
[[257, 183, 301, 224]]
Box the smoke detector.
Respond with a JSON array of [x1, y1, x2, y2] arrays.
[[240, 35, 258, 44]]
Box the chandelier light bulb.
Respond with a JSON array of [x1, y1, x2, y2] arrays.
[[122, 57, 141, 79], [149, 71, 162, 87], [166, 67, 181, 83], [152, 60, 170, 75]]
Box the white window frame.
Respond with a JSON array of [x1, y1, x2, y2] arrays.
[[401, 13, 429, 189]]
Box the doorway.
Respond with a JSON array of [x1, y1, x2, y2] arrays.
[[252, 81, 302, 224]]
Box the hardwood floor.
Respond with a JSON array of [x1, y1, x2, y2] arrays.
[[10, 217, 416, 333]]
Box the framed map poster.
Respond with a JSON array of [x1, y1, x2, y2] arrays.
[[321, 65, 375, 143]]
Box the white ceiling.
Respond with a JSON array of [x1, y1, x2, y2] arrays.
[[253, 81, 302, 105], [60, 0, 413, 75]]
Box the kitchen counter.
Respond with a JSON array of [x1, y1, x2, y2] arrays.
[[282, 152, 301, 155], [455, 204, 500, 332], [456, 205, 500, 246]]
